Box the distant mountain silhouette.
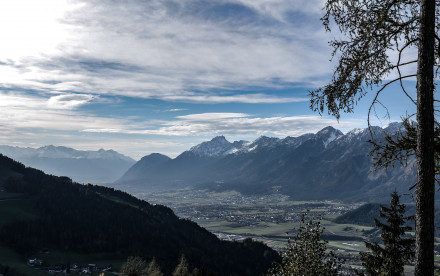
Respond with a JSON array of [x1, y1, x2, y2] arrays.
[[0, 145, 135, 184], [0, 154, 279, 275], [115, 123, 416, 202]]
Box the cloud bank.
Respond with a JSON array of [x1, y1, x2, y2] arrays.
[[0, 0, 332, 103]]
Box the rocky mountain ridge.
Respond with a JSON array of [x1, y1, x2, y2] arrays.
[[115, 123, 414, 202]]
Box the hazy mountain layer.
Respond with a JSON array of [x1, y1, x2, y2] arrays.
[[0, 145, 135, 184]]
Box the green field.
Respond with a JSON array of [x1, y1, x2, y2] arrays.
[[196, 216, 372, 251], [141, 190, 369, 249], [139, 189, 423, 274]]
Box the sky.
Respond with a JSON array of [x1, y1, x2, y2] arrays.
[[0, 0, 418, 159]]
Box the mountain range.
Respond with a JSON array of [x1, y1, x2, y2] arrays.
[[0, 145, 135, 184], [114, 123, 416, 202]]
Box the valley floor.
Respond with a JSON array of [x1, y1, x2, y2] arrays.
[[138, 189, 431, 275]]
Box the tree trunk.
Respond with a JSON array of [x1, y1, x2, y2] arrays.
[[415, 0, 436, 275]]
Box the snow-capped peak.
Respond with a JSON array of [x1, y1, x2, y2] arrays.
[[383, 122, 403, 134], [252, 136, 280, 148], [225, 140, 251, 155], [36, 145, 77, 158], [316, 126, 343, 148], [189, 136, 233, 157], [339, 126, 383, 144]]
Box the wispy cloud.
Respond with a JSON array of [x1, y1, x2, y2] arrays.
[[0, 91, 127, 131], [166, 108, 187, 112], [0, 91, 363, 158], [0, 0, 365, 159], [0, 92, 329, 140], [160, 93, 308, 104], [47, 93, 96, 109], [84, 112, 362, 137], [0, 0, 331, 103], [177, 113, 249, 120], [234, 0, 326, 21]]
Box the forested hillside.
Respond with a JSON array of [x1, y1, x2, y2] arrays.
[[0, 154, 279, 276]]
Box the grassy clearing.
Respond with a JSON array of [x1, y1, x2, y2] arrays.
[[322, 220, 373, 235], [199, 216, 372, 241], [230, 223, 292, 236], [328, 241, 366, 252], [0, 245, 59, 276]]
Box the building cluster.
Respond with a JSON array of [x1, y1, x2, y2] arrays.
[[27, 258, 112, 275]]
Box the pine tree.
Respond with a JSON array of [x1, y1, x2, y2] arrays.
[[120, 256, 148, 276], [268, 213, 344, 276], [120, 256, 164, 276], [359, 192, 414, 276], [145, 258, 163, 276], [173, 255, 190, 276]]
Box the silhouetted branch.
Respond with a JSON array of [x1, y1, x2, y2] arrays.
[[367, 74, 417, 132]]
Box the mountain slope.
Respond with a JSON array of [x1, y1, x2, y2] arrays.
[[115, 131, 320, 193], [0, 145, 135, 184], [223, 125, 414, 201], [0, 154, 279, 275], [115, 124, 416, 202], [118, 153, 171, 183]]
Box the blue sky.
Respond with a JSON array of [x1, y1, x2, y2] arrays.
[[0, 0, 418, 159]]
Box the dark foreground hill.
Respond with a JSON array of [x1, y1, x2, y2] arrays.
[[334, 202, 440, 230], [0, 154, 279, 276]]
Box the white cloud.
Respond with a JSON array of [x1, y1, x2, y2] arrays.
[[0, 92, 128, 131], [177, 113, 249, 120], [234, 0, 326, 21], [161, 93, 308, 104], [0, 0, 333, 103], [0, 0, 80, 60], [0, 1, 364, 159], [0, 91, 364, 159], [47, 93, 96, 109], [166, 108, 187, 112], [0, 92, 328, 139]]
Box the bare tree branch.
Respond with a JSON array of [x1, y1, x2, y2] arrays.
[[397, 39, 418, 104], [367, 74, 417, 132]]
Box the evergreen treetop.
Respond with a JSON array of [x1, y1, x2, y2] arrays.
[[268, 212, 344, 276], [359, 192, 414, 276]]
